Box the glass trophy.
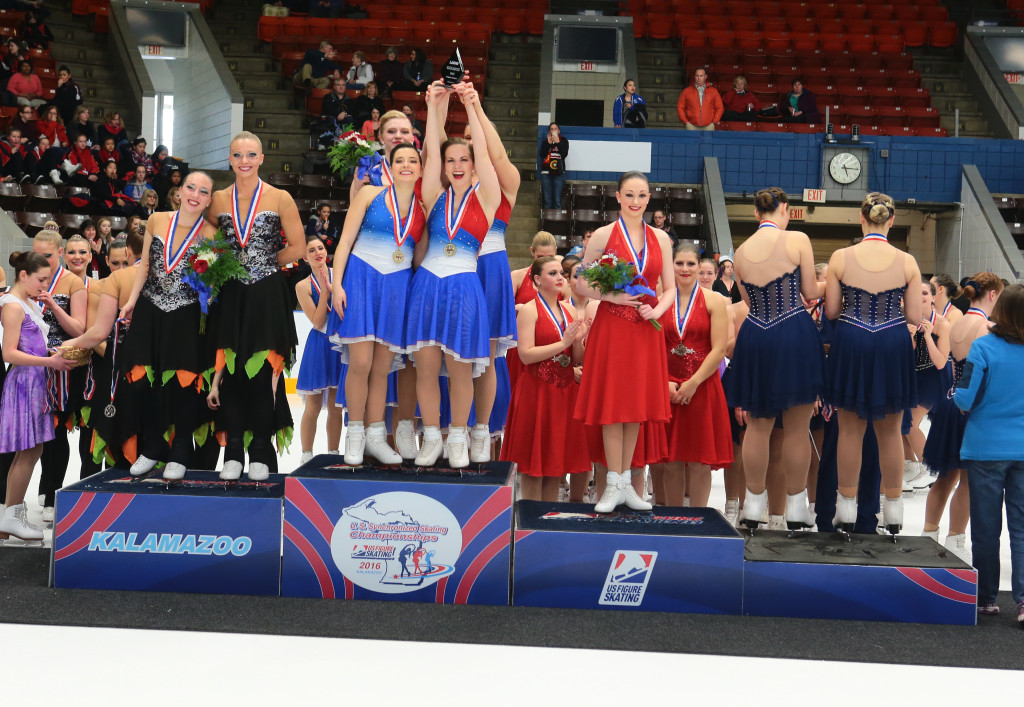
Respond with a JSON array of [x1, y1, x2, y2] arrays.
[[442, 47, 465, 88]]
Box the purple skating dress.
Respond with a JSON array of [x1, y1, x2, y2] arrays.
[[0, 294, 54, 453]]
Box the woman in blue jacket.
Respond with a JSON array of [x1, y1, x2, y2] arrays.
[[613, 79, 648, 128], [954, 282, 1024, 624]]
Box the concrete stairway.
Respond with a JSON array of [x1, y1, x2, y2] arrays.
[[206, 0, 310, 173], [914, 54, 994, 138]]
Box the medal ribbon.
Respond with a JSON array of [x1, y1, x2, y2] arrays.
[[942, 301, 953, 318], [445, 183, 479, 242], [310, 269, 333, 313], [675, 284, 699, 341], [381, 156, 393, 186], [536, 294, 567, 337], [862, 232, 888, 242], [617, 216, 648, 276], [165, 211, 205, 273], [107, 318, 124, 409], [41, 264, 64, 314], [966, 306, 988, 320], [387, 181, 416, 249], [758, 220, 780, 229], [231, 178, 265, 249]]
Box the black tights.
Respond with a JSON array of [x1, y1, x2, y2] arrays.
[[39, 424, 70, 507], [220, 365, 282, 472]]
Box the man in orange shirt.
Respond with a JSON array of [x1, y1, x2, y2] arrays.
[[676, 68, 723, 131]]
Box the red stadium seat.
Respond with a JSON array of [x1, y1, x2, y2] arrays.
[[929, 23, 958, 49], [914, 127, 948, 138], [899, 87, 931, 107], [902, 23, 927, 49], [876, 106, 907, 128], [906, 106, 940, 129], [648, 14, 673, 40], [757, 122, 789, 133], [526, 13, 545, 35], [885, 54, 915, 72], [845, 105, 877, 122], [889, 70, 921, 88], [868, 86, 900, 106], [257, 16, 286, 43], [789, 123, 825, 134]]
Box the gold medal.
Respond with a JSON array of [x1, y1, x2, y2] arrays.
[[671, 342, 695, 357], [392, 249, 405, 264], [443, 243, 457, 257]]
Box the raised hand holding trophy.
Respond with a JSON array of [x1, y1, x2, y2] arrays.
[[442, 47, 465, 89]]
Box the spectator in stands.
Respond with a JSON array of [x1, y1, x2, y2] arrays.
[[538, 122, 567, 210], [613, 79, 648, 128], [95, 135, 118, 165], [154, 164, 183, 207], [346, 50, 373, 90], [163, 186, 181, 211], [7, 60, 46, 109], [25, 133, 49, 182], [54, 65, 82, 124], [0, 127, 27, 182], [676, 68, 722, 131], [66, 105, 96, 146], [651, 210, 679, 244], [721, 75, 762, 122], [781, 79, 821, 123], [126, 137, 153, 176], [401, 103, 423, 140], [23, 11, 53, 50], [294, 40, 340, 89], [352, 81, 385, 127], [361, 107, 381, 141], [65, 132, 99, 187], [150, 144, 169, 174], [566, 229, 592, 259], [305, 202, 340, 261], [35, 104, 68, 148], [0, 39, 23, 84], [123, 164, 151, 202], [401, 48, 433, 92], [321, 77, 355, 131], [376, 47, 404, 97], [135, 188, 159, 219], [10, 105, 36, 144], [97, 111, 128, 150]]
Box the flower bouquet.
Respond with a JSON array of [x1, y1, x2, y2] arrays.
[[181, 230, 248, 333], [328, 130, 383, 180], [579, 250, 661, 330]]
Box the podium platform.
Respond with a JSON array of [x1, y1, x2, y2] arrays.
[[282, 457, 514, 604], [512, 501, 744, 614], [742, 531, 978, 625], [52, 469, 284, 596]]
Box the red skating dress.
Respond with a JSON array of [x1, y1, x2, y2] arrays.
[[507, 273, 539, 395], [500, 296, 590, 477], [574, 219, 671, 426], [657, 286, 733, 466]]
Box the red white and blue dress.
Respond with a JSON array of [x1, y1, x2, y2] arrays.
[[328, 185, 425, 366], [405, 186, 492, 377], [297, 270, 344, 396]]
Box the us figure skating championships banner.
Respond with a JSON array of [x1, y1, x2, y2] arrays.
[[282, 458, 514, 604]]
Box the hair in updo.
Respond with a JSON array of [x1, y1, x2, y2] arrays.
[[990, 283, 1024, 344], [441, 137, 474, 163], [961, 271, 1004, 302], [932, 273, 961, 300], [531, 231, 556, 250], [861, 192, 895, 225], [389, 141, 419, 164], [754, 187, 788, 214], [530, 255, 560, 285], [230, 130, 262, 151], [9, 250, 49, 276], [673, 241, 701, 259], [617, 170, 649, 191], [921, 275, 936, 295]]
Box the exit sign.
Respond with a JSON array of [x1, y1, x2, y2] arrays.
[[789, 207, 805, 220], [145, 45, 162, 55], [803, 188, 826, 203], [580, 61, 594, 71]]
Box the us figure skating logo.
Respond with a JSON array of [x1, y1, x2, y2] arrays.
[[598, 551, 658, 607], [330, 491, 462, 594]]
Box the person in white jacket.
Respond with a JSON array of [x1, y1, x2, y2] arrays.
[[346, 51, 374, 90]]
